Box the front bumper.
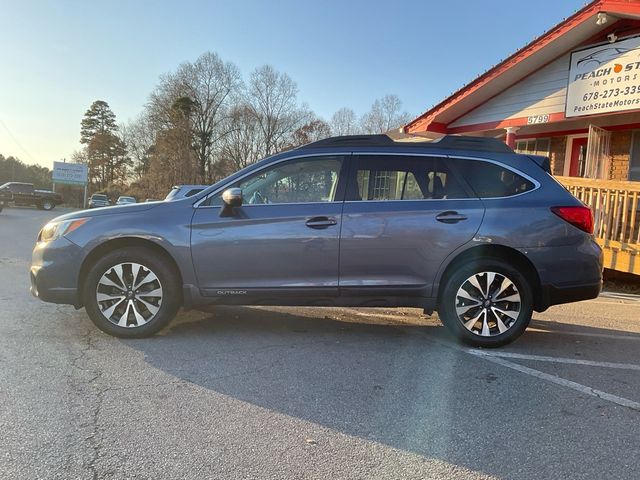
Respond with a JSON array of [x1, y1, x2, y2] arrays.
[[31, 236, 83, 307]]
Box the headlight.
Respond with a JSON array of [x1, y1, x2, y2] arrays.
[[38, 218, 89, 242]]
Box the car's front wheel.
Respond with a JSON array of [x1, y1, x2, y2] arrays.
[[438, 259, 533, 347], [83, 247, 181, 338], [39, 200, 55, 210]]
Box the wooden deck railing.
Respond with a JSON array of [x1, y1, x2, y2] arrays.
[[557, 176, 640, 276]]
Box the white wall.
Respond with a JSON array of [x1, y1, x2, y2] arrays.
[[449, 53, 570, 128]]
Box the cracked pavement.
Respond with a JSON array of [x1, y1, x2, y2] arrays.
[[2, 207, 640, 479]]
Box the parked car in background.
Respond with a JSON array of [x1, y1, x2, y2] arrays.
[[88, 193, 110, 208], [116, 196, 137, 206], [0, 188, 11, 212], [165, 185, 208, 201], [0, 182, 63, 210], [30, 134, 603, 347]]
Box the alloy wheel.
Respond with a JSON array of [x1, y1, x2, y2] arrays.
[[455, 271, 521, 337], [95, 262, 163, 328]]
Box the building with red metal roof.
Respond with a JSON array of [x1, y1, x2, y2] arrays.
[[405, 0, 640, 181]]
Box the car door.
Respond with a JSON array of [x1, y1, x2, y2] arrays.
[[190, 155, 348, 299], [12, 184, 27, 204], [339, 153, 485, 297]]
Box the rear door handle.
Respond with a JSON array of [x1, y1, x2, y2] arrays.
[[435, 211, 468, 223], [305, 216, 338, 229]]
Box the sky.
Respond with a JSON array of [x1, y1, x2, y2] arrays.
[[0, 0, 585, 168]]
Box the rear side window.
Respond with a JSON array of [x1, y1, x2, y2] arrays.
[[350, 155, 470, 201], [452, 159, 535, 198]]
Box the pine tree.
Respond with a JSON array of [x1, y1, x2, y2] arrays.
[[80, 100, 118, 144], [79, 100, 129, 188]]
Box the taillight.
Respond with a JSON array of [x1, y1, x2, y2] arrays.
[[551, 206, 594, 234]]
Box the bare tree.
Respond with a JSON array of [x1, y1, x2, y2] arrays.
[[148, 51, 242, 181], [121, 115, 155, 181], [289, 118, 331, 147], [219, 104, 263, 172], [360, 94, 412, 134], [144, 101, 199, 198], [247, 65, 309, 156], [330, 107, 359, 136]]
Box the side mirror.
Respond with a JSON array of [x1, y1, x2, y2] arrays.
[[220, 188, 243, 217]]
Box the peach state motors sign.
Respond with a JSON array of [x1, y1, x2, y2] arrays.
[[566, 36, 640, 118]]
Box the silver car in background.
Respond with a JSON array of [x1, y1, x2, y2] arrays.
[[116, 196, 137, 206], [165, 185, 208, 201]]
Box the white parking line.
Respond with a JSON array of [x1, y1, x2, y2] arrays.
[[420, 334, 640, 411], [527, 326, 640, 341], [470, 350, 640, 371], [600, 291, 640, 302], [467, 350, 640, 412]]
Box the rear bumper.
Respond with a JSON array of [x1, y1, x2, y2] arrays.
[[538, 280, 602, 311], [519, 236, 603, 311]]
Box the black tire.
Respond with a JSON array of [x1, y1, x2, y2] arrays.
[[83, 247, 181, 338], [41, 200, 55, 210], [438, 258, 533, 348]]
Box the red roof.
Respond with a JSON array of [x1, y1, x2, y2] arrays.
[[405, 0, 640, 135]]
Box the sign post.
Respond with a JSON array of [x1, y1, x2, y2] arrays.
[[52, 162, 89, 208]]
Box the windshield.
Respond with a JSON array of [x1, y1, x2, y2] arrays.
[[91, 194, 107, 200], [118, 197, 135, 202]]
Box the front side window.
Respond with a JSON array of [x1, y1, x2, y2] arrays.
[[350, 155, 470, 201], [452, 159, 535, 198], [210, 156, 344, 206]]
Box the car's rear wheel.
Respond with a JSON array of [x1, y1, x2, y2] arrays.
[[83, 247, 180, 338], [439, 259, 533, 347]]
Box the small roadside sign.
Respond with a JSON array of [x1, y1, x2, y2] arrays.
[[52, 161, 88, 186]]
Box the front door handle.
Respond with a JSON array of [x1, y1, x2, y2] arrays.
[[435, 211, 468, 223], [305, 216, 338, 229]]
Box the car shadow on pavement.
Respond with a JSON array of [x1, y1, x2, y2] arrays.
[[124, 306, 640, 480]]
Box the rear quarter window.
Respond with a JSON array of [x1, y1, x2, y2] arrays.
[[452, 159, 535, 198]]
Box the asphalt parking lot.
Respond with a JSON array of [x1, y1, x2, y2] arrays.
[[1, 207, 640, 480]]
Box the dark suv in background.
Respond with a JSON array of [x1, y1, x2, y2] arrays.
[[88, 193, 110, 208], [30, 135, 603, 347]]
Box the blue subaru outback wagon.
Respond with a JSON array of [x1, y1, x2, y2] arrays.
[[31, 135, 603, 347]]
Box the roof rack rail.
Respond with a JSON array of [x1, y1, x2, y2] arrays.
[[303, 135, 395, 148], [301, 134, 513, 153]]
